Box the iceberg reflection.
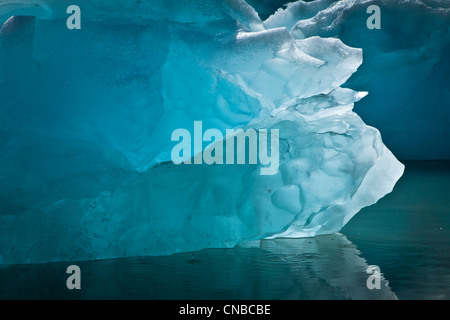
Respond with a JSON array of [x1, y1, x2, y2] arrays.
[[0, 233, 396, 299]]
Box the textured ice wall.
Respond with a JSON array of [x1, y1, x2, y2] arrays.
[[0, 0, 405, 264], [279, 0, 450, 159]]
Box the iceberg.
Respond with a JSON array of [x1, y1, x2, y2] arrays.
[[0, 0, 407, 264]]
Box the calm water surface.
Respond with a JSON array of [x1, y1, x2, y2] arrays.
[[1, 161, 449, 299]]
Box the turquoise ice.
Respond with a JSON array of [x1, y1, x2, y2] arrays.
[[0, 0, 421, 264]]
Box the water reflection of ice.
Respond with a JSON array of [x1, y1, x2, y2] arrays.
[[239, 233, 397, 300], [0, 233, 397, 299]]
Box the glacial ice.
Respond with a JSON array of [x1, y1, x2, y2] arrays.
[[284, 0, 450, 159], [0, 0, 407, 264]]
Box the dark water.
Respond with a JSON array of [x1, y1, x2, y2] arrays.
[[342, 160, 450, 300], [0, 160, 449, 300]]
